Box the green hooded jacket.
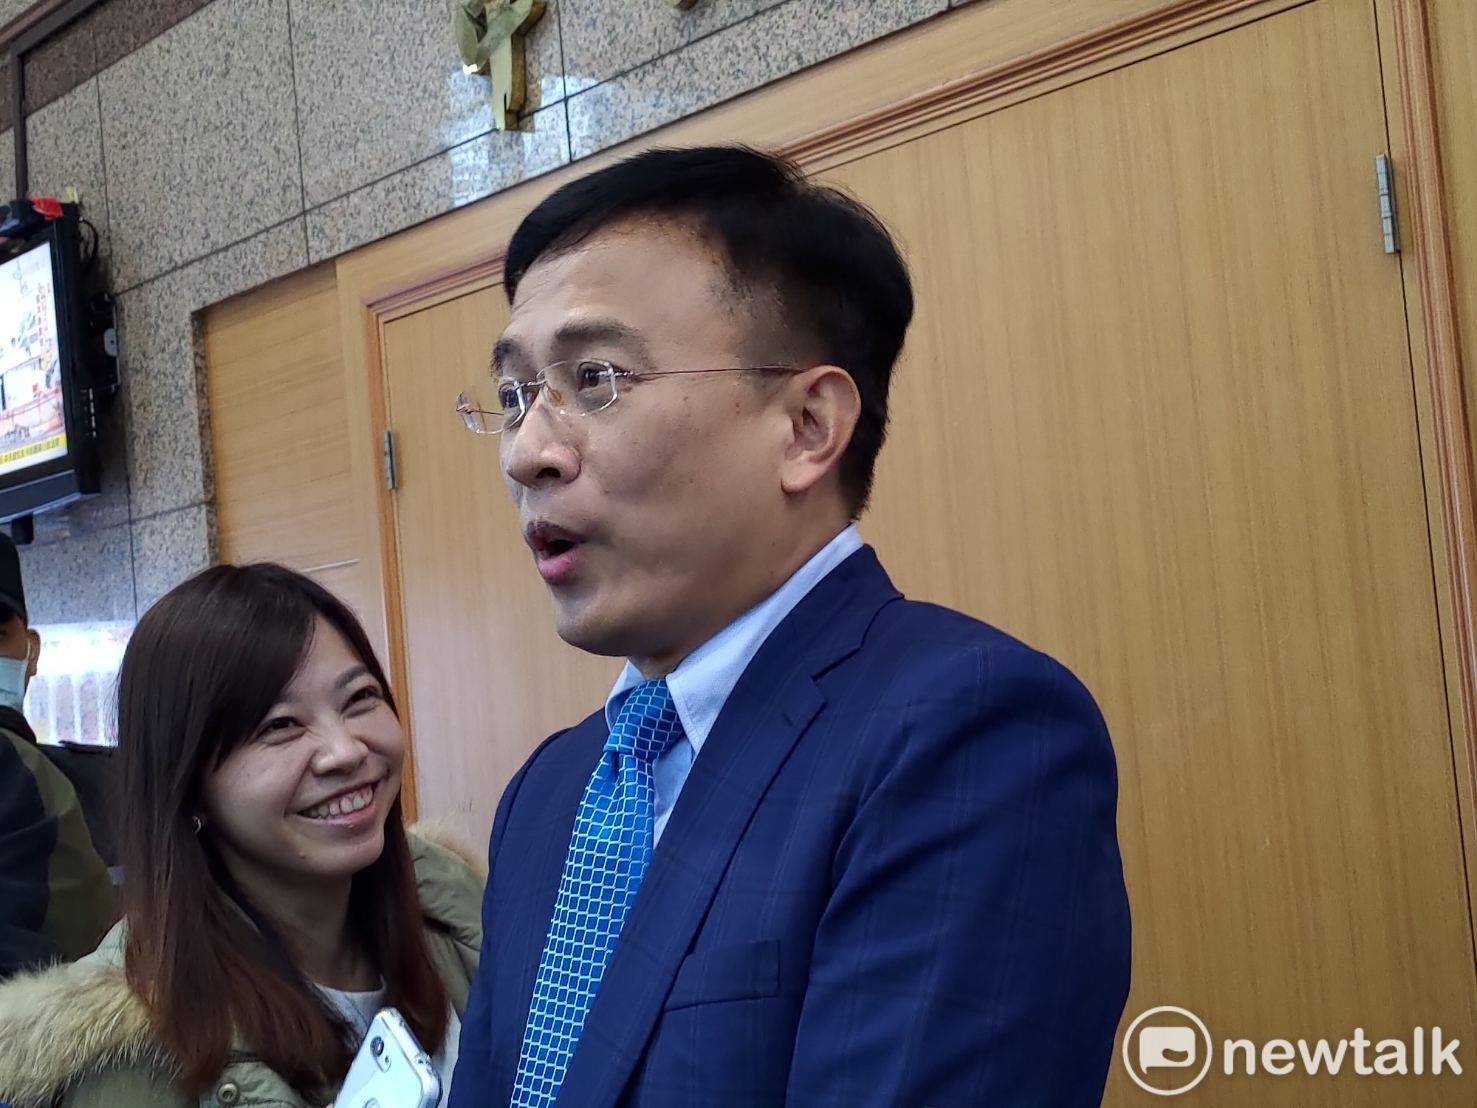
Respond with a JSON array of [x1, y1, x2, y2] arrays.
[[0, 707, 117, 976], [0, 831, 484, 1108]]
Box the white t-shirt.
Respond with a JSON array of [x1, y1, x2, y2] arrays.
[[318, 984, 461, 1106]]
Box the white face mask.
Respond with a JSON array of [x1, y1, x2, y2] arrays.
[[0, 641, 31, 712]]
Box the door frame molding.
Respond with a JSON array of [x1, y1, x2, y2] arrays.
[[334, 0, 1477, 898], [1385, 0, 1477, 947]]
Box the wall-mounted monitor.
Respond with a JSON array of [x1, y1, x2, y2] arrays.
[[0, 211, 109, 524]]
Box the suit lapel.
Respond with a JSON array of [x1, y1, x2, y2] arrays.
[[553, 548, 901, 1108]]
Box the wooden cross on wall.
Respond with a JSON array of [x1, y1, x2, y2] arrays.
[[456, 0, 703, 129], [455, 0, 547, 131]]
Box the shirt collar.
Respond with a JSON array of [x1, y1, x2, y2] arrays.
[[604, 525, 864, 754]]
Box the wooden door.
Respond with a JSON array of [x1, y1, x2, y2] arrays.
[[376, 0, 1476, 1100], [379, 290, 622, 847], [205, 263, 377, 620], [822, 0, 1475, 1103]]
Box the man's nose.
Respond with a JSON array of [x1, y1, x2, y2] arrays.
[[501, 401, 580, 490]]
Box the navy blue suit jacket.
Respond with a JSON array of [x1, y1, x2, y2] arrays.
[[450, 549, 1131, 1107]]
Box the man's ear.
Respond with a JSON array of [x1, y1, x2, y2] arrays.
[[25, 627, 39, 682], [779, 365, 861, 497]]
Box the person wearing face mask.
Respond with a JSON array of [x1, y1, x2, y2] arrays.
[[0, 563, 482, 1108], [0, 531, 115, 979]]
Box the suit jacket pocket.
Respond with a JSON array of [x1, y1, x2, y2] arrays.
[[664, 938, 781, 1011]]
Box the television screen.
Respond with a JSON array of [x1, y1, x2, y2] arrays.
[[0, 243, 67, 478], [0, 209, 107, 525]]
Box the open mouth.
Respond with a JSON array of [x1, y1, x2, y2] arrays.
[[526, 521, 587, 583], [299, 781, 378, 821], [526, 521, 584, 558]]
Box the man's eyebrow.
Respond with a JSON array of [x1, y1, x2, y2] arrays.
[[491, 335, 521, 376], [550, 318, 648, 355], [491, 319, 652, 377]]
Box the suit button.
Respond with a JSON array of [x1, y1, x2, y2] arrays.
[[217, 1081, 241, 1105]]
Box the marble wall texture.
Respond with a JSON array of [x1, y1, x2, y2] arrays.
[[8, 0, 957, 625]]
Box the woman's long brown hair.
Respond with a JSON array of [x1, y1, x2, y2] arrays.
[[115, 564, 449, 1100]]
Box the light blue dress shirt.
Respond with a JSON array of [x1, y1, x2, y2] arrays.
[[604, 524, 864, 845]]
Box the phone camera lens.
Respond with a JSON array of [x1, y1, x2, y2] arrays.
[[370, 1036, 385, 1058]]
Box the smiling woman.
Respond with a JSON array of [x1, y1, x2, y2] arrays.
[[199, 607, 408, 907], [0, 564, 485, 1108]]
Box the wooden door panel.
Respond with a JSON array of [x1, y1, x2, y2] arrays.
[[205, 263, 373, 617], [380, 290, 622, 848], [825, 0, 1473, 1102]]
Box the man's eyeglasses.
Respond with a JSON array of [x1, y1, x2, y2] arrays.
[[456, 359, 799, 435]]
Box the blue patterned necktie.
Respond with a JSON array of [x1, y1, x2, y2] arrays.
[[511, 678, 685, 1108]]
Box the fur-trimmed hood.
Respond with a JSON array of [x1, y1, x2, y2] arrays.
[[0, 830, 484, 1108], [0, 947, 173, 1108]]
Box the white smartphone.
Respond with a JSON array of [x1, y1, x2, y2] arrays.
[[334, 1007, 443, 1108]]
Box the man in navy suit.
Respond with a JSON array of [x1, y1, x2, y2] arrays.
[[449, 146, 1130, 1108]]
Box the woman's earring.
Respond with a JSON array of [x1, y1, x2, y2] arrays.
[[191, 814, 204, 834]]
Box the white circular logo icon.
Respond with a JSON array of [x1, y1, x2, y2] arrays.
[[1122, 1006, 1213, 1096]]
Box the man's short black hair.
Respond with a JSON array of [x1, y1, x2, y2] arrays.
[[504, 145, 914, 516]]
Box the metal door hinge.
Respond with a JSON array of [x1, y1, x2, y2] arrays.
[[382, 429, 399, 491], [1376, 154, 1400, 255]]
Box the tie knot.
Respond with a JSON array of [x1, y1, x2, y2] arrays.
[[606, 678, 683, 763]]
